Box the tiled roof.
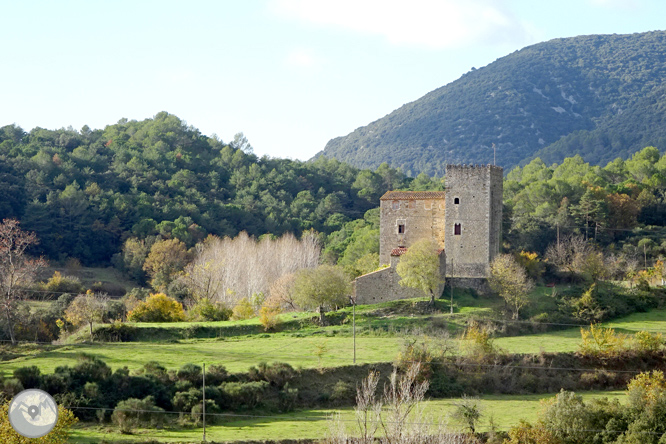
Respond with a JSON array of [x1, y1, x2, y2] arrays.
[[380, 191, 446, 200]]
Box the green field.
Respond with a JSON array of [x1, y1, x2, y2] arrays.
[[68, 390, 625, 443], [4, 307, 666, 377]]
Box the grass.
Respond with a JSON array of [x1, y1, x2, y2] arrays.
[[6, 306, 666, 378], [68, 390, 626, 443]]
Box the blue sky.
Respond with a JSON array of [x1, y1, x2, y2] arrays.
[[1, 0, 665, 160]]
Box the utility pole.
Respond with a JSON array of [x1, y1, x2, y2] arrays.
[[350, 296, 356, 363], [492, 143, 496, 166], [202, 363, 206, 442], [449, 259, 454, 314]]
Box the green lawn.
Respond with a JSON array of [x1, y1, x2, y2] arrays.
[[69, 390, 625, 443]]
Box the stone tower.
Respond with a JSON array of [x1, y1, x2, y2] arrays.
[[444, 164, 503, 279], [379, 191, 446, 265]]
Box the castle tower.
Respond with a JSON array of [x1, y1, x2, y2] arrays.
[[444, 164, 503, 279], [379, 191, 446, 265]]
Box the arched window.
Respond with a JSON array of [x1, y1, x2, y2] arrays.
[[454, 197, 460, 205], [454, 223, 461, 235]]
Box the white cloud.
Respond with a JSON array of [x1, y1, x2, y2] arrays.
[[269, 0, 531, 49], [285, 48, 319, 68]]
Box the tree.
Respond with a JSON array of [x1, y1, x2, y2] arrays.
[[127, 293, 186, 322], [64, 290, 108, 340], [545, 234, 593, 282], [142, 238, 189, 292], [489, 254, 534, 320], [292, 265, 350, 325], [0, 219, 47, 344], [395, 239, 443, 306]]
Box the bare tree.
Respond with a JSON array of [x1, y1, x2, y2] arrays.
[[327, 364, 480, 444], [0, 219, 47, 344], [183, 231, 321, 307], [545, 234, 593, 281]]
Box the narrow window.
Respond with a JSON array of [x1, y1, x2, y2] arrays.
[[454, 223, 461, 235], [454, 197, 460, 205], [398, 224, 405, 234]]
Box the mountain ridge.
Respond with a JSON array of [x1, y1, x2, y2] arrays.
[[316, 30, 666, 175]]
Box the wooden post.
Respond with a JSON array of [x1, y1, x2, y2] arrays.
[[202, 363, 206, 442]]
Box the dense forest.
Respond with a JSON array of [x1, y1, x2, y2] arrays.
[[318, 30, 666, 175], [0, 112, 440, 266], [504, 147, 666, 257]]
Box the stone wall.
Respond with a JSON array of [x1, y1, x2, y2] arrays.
[[354, 251, 446, 305], [379, 192, 446, 265], [444, 164, 503, 278]]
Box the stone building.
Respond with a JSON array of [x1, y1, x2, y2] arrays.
[[354, 164, 502, 305]]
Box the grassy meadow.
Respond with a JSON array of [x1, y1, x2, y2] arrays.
[[68, 390, 626, 443]]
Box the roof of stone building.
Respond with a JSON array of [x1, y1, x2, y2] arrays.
[[380, 191, 446, 200], [390, 247, 408, 256]]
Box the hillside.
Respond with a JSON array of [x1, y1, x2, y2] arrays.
[[317, 31, 666, 175], [0, 113, 442, 265]]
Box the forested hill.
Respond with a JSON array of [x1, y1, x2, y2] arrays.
[[317, 30, 666, 176], [0, 113, 439, 265]]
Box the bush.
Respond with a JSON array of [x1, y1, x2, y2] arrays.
[[13, 365, 41, 389], [191, 399, 221, 425], [112, 396, 165, 434], [248, 362, 296, 389], [41, 271, 84, 298], [634, 331, 665, 353], [460, 321, 501, 361], [578, 324, 628, 358], [176, 363, 202, 384], [232, 297, 255, 320], [258, 302, 281, 331], [188, 298, 231, 321], [221, 381, 269, 409], [330, 380, 354, 403], [127, 293, 186, 322]]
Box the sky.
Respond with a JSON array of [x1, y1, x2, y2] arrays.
[[1, 0, 665, 161]]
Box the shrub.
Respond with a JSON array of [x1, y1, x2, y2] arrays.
[[330, 380, 354, 403], [112, 396, 165, 434], [127, 293, 186, 322], [578, 324, 628, 358], [176, 363, 202, 384], [460, 321, 501, 361], [172, 388, 202, 414], [232, 297, 255, 320], [258, 301, 281, 331], [41, 271, 84, 297], [634, 331, 665, 353], [248, 362, 296, 389], [221, 381, 269, 409], [191, 399, 221, 425], [188, 298, 231, 321], [205, 364, 229, 385], [395, 338, 435, 381], [504, 420, 562, 444], [13, 365, 41, 389]]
